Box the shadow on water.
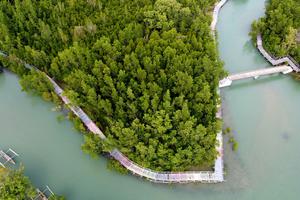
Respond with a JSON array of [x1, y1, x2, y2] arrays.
[[288, 74, 300, 90], [281, 132, 289, 141], [0, 69, 6, 89], [242, 40, 256, 54], [243, 39, 270, 66], [231, 0, 249, 5]]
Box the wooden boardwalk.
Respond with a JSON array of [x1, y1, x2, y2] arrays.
[[0, 0, 227, 184], [211, 0, 228, 36], [45, 73, 224, 183], [257, 34, 300, 72], [0, 148, 19, 167], [219, 34, 300, 88], [32, 186, 55, 200], [227, 65, 292, 81], [219, 65, 292, 87]]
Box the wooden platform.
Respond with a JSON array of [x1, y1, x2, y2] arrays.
[[33, 186, 54, 200], [0, 149, 19, 166]]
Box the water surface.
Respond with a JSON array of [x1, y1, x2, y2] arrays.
[[1, 0, 300, 199]]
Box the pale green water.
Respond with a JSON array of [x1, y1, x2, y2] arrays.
[[1, 0, 300, 199]]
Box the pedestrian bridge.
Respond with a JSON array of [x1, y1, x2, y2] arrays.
[[219, 65, 293, 88]]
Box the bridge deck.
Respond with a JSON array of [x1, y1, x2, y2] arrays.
[[219, 34, 299, 88], [228, 65, 292, 81], [219, 65, 292, 88]]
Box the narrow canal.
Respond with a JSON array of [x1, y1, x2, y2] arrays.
[[1, 0, 300, 199]]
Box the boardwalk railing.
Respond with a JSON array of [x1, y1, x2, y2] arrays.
[[45, 70, 224, 183], [1, 48, 225, 183], [256, 34, 300, 72], [227, 65, 292, 81], [219, 33, 300, 88], [219, 65, 293, 87], [0, 0, 227, 184], [0, 148, 19, 167], [32, 186, 55, 200], [211, 0, 228, 36]]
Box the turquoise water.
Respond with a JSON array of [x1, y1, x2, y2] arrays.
[[1, 0, 300, 199]]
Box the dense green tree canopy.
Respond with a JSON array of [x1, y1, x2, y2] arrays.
[[0, 167, 66, 200], [0, 0, 224, 171], [0, 167, 36, 200], [251, 0, 300, 63]]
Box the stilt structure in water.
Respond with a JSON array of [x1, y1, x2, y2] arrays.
[[32, 186, 55, 200], [0, 148, 19, 167], [0, 149, 57, 199], [219, 65, 293, 88]]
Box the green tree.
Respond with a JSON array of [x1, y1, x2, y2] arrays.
[[0, 167, 36, 200], [0, 0, 225, 172]]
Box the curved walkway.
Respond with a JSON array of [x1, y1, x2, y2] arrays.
[[0, 0, 227, 183], [211, 0, 228, 36], [45, 72, 224, 183], [45, 0, 227, 182]]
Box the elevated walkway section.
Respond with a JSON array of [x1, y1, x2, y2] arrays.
[[46, 75, 224, 183], [211, 0, 227, 35], [0, 0, 227, 184], [219, 33, 300, 88], [0, 45, 224, 183], [257, 34, 300, 72], [219, 65, 293, 87]]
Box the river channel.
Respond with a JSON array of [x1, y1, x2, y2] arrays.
[[1, 0, 300, 199]]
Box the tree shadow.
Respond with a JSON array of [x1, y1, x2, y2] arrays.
[[231, 0, 249, 6]]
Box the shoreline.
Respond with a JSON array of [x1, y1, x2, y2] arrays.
[[0, 0, 227, 183], [256, 34, 300, 72]]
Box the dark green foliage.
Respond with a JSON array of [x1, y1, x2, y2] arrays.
[[232, 140, 238, 151], [0, 0, 225, 171], [49, 195, 66, 200], [81, 134, 114, 158], [107, 159, 129, 174], [224, 127, 238, 152], [228, 136, 238, 151], [19, 70, 57, 101], [223, 127, 231, 135], [251, 0, 300, 62], [0, 167, 66, 200], [292, 72, 300, 80], [0, 167, 36, 200]]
